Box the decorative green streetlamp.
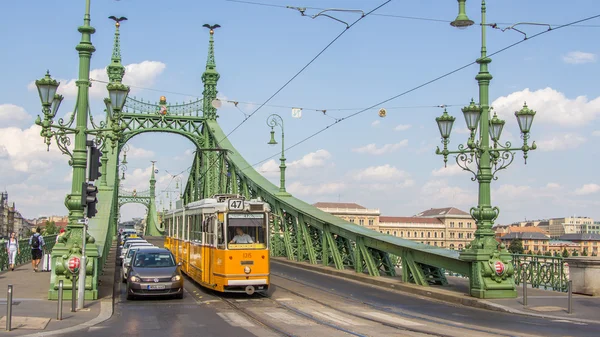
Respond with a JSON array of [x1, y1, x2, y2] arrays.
[[34, 0, 130, 300], [266, 114, 291, 197], [435, 0, 538, 299]]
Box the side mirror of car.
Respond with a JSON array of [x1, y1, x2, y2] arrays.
[[124, 262, 130, 268], [177, 262, 182, 267]]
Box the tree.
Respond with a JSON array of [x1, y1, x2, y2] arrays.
[[582, 249, 588, 256], [544, 251, 552, 256], [536, 250, 542, 256], [508, 239, 524, 254], [572, 250, 579, 257], [44, 220, 58, 235], [562, 248, 569, 258], [592, 252, 598, 257], [527, 250, 533, 255]]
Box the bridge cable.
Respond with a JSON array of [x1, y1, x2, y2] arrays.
[[218, 0, 393, 142], [238, 12, 600, 171]]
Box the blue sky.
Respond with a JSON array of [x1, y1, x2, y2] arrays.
[[0, 0, 599, 225]]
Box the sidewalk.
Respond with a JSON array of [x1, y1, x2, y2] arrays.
[[0, 243, 117, 336], [272, 258, 600, 324]]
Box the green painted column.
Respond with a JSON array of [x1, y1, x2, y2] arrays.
[[145, 161, 162, 236], [47, 0, 99, 300], [456, 0, 516, 299], [201, 25, 221, 198]]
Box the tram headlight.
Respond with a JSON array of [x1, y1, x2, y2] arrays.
[[244, 266, 251, 274]]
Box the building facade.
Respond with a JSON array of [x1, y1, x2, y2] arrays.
[[0, 191, 29, 238], [313, 202, 380, 228], [548, 217, 594, 238]]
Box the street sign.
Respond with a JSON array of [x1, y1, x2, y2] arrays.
[[68, 256, 81, 274]]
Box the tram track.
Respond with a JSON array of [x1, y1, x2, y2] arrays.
[[270, 269, 528, 337], [221, 294, 378, 337]]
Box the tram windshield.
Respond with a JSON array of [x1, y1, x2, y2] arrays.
[[227, 213, 267, 249]]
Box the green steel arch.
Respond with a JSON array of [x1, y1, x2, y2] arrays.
[[106, 25, 515, 299]]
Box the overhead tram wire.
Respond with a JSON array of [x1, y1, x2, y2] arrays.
[[240, 12, 600, 171], [224, 0, 600, 28], [90, 78, 463, 117], [219, 0, 393, 142]]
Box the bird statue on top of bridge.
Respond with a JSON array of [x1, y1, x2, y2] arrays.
[[202, 24, 221, 34], [109, 16, 128, 27]]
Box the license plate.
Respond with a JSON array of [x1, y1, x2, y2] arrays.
[[147, 285, 166, 290]]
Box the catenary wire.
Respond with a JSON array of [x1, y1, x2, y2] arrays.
[[238, 13, 600, 171], [220, 0, 393, 142], [224, 0, 600, 27], [89, 77, 464, 115]]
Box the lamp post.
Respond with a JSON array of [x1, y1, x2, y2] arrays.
[[435, 0, 537, 299], [33, 0, 130, 299], [266, 114, 291, 197]]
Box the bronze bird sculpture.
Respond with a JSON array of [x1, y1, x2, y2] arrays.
[[203, 24, 221, 34], [109, 16, 128, 26]]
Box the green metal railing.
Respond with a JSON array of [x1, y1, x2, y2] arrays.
[[0, 235, 57, 271], [512, 254, 569, 292]]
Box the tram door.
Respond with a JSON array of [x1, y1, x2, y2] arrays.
[[202, 215, 215, 286]]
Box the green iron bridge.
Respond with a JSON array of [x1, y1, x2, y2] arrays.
[[38, 1, 518, 301]]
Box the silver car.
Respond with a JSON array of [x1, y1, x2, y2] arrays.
[[125, 248, 184, 300]]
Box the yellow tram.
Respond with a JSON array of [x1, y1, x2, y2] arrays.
[[164, 194, 270, 295]]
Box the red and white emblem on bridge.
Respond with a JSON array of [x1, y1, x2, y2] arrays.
[[68, 256, 81, 274], [494, 261, 505, 276], [159, 105, 168, 115]]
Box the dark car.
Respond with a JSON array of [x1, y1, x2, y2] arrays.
[[125, 248, 184, 300]]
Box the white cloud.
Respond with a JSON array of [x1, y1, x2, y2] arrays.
[[574, 183, 600, 195], [287, 181, 347, 197], [289, 149, 331, 169], [545, 182, 561, 189], [394, 124, 412, 131], [352, 140, 408, 155], [492, 87, 600, 127], [126, 145, 155, 159], [174, 149, 195, 161], [0, 104, 30, 127], [431, 164, 465, 177], [562, 51, 597, 64], [28, 61, 166, 99], [351, 164, 410, 181], [494, 184, 533, 198], [537, 133, 586, 151], [592, 130, 600, 137], [419, 180, 474, 207], [371, 120, 380, 127], [0, 124, 64, 172], [258, 149, 332, 178]]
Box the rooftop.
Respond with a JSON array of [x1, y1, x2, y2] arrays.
[[559, 233, 600, 241], [380, 216, 443, 224], [415, 207, 470, 218], [313, 202, 367, 209], [500, 232, 549, 240]]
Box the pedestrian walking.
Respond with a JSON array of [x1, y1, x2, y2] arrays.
[[6, 232, 20, 271], [29, 228, 45, 272]]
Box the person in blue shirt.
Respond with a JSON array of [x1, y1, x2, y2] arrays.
[[29, 228, 45, 272]]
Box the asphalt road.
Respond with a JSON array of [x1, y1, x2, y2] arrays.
[[59, 253, 599, 337], [270, 261, 600, 337]]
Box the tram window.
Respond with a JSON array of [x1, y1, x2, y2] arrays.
[[227, 213, 267, 249], [217, 222, 225, 248]]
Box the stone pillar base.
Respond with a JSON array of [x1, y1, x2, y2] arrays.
[[565, 257, 600, 296]]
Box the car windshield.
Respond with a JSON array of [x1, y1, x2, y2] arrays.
[[133, 252, 175, 268]]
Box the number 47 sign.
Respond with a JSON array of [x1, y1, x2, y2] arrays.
[[228, 199, 243, 211]]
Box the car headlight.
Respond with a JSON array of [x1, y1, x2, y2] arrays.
[[130, 275, 141, 283], [171, 275, 181, 281], [244, 266, 251, 274]]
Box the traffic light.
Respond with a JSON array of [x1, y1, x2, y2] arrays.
[[81, 182, 98, 218], [89, 146, 102, 181]]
